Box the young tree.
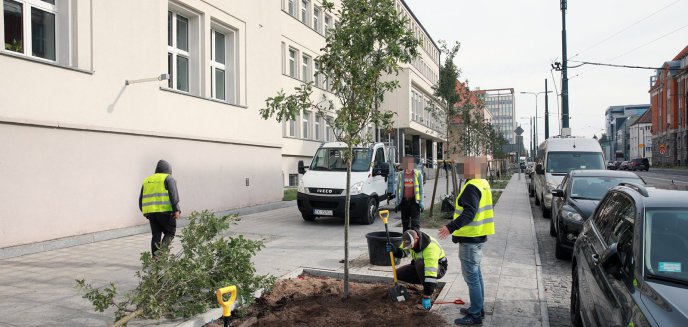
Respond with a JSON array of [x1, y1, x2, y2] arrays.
[[260, 0, 418, 297], [431, 41, 461, 145]]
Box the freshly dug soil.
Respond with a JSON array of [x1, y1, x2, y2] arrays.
[[209, 274, 446, 327]]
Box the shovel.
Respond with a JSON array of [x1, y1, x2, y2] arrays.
[[379, 209, 410, 302]]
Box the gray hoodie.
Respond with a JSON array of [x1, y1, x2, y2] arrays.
[[138, 160, 180, 213]]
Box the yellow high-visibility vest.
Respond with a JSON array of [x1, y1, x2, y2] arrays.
[[408, 235, 446, 284], [397, 169, 421, 202], [452, 179, 495, 237], [141, 173, 173, 214]]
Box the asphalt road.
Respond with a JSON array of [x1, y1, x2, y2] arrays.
[[632, 168, 688, 190]]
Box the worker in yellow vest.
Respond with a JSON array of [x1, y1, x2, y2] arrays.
[[387, 230, 448, 311], [138, 160, 181, 256], [395, 155, 424, 232], [438, 157, 494, 326]]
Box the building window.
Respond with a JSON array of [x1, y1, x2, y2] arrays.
[[302, 111, 311, 139], [315, 115, 322, 140], [288, 174, 298, 187], [302, 54, 310, 82], [313, 6, 321, 33], [287, 118, 297, 137], [288, 48, 297, 78], [168, 11, 190, 92], [211, 29, 225, 101], [314, 61, 321, 88], [287, 0, 295, 16], [325, 121, 332, 141], [3, 0, 57, 61], [300, 0, 309, 24], [324, 14, 332, 34]]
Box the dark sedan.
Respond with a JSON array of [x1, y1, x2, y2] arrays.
[[550, 170, 644, 259], [571, 184, 688, 326]]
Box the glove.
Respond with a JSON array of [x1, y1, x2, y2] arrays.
[[422, 297, 432, 310], [385, 243, 396, 254]]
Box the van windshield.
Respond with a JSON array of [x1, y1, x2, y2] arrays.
[[310, 148, 372, 172], [546, 152, 604, 174]]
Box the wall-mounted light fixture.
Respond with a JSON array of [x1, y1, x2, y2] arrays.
[[125, 73, 170, 86]]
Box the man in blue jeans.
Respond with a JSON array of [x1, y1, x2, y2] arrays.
[[438, 157, 495, 325]]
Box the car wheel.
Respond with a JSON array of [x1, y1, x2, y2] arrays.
[[529, 187, 534, 197], [361, 197, 377, 225], [534, 192, 541, 206], [302, 214, 316, 222], [542, 198, 551, 218], [555, 233, 569, 259], [571, 263, 583, 327], [549, 217, 556, 237]]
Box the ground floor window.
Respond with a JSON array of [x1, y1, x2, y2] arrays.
[[288, 174, 298, 187]]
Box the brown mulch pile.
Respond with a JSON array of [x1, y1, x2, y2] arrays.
[[208, 274, 446, 327]]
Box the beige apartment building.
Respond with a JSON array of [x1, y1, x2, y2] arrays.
[[0, 0, 442, 250]]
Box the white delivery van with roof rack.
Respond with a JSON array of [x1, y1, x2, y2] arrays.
[[296, 142, 397, 224], [533, 136, 605, 218]]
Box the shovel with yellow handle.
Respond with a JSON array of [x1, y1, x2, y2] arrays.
[[379, 209, 410, 302], [216, 285, 237, 327]]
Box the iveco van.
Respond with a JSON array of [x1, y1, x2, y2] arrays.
[[296, 142, 397, 224], [533, 136, 605, 218]]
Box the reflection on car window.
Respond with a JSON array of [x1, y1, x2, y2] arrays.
[[570, 177, 644, 200], [310, 148, 372, 172], [645, 209, 688, 283], [593, 193, 624, 243], [546, 152, 605, 173]]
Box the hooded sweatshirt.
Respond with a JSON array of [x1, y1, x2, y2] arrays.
[[138, 160, 180, 214]]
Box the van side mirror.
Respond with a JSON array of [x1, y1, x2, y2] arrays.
[[374, 162, 390, 177], [536, 164, 544, 175], [552, 189, 564, 197], [298, 160, 306, 175]]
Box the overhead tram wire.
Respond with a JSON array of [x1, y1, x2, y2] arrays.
[[568, 61, 679, 70], [569, 23, 688, 79], [569, 0, 684, 60]]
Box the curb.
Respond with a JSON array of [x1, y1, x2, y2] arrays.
[[524, 177, 551, 327], [0, 201, 297, 260]]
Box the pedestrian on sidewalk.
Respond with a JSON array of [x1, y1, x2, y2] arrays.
[[139, 159, 181, 257], [386, 230, 448, 311], [437, 156, 494, 326], [395, 155, 424, 232]]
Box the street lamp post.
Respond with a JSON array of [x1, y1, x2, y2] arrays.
[[520, 91, 552, 156]]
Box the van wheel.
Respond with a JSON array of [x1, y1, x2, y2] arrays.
[[302, 214, 316, 222], [549, 218, 556, 237], [555, 234, 569, 259], [361, 197, 377, 225], [571, 263, 583, 327], [542, 197, 551, 218]]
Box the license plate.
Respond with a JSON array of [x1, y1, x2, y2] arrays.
[[314, 209, 333, 216]]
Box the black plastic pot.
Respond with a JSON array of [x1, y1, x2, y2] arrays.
[[365, 231, 403, 266]]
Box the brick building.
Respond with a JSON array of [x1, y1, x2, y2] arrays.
[[649, 44, 688, 166]]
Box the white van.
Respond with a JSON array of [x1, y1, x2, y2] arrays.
[[296, 142, 397, 224], [533, 136, 605, 218]]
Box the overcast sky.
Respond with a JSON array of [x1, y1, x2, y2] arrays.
[[405, 0, 688, 148]]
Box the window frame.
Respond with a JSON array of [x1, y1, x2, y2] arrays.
[[167, 10, 191, 92], [314, 114, 321, 141], [300, 0, 309, 24], [301, 53, 310, 82], [302, 110, 311, 139], [288, 47, 297, 78], [313, 6, 321, 33], [2, 0, 59, 62]]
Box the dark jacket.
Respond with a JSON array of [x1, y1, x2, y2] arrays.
[[139, 160, 180, 214], [446, 182, 487, 244]]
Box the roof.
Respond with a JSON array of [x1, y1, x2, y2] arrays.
[[399, 0, 439, 52], [631, 110, 652, 126], [616, 186, 688, 208], [672, 44, 688, 61], [569, 169, 641, 178]]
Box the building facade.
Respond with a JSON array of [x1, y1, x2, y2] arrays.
[[0, 0, 440, 249], [482, 88, 516, 144], [629, 110, 652, 162], [649, 45, 688, 166], [604, 104, 650, 160]]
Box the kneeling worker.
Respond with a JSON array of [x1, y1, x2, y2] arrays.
[[386, 230, 448, 310]]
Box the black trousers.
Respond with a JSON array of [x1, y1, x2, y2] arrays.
[[147, 212, 176, 256], [400, 199, 420, 232], [396, 259, 447, 286]]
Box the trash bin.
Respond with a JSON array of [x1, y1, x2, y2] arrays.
[[365, 231, 403, 266]]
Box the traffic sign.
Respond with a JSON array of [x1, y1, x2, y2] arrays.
[[659, 144, 666, 155], [514, 126, 524, 136]]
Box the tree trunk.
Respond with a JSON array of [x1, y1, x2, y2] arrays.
[[343, 145, 352, 298], [109, 308, 144, 327]]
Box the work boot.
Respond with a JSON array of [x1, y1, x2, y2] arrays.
[[459, 308, 485, 318], [454, 314, 482, 326]]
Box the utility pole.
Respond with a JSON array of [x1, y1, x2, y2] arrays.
[[532, 116, 536, 157], [561, 0, 570, 130], [545, 79, 550, 139]]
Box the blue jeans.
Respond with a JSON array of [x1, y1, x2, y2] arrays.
[[459, 243, 484, 317]]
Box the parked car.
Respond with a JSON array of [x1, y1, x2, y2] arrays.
[[630, 158, 650, 171], [620, 161, 630, 170], [571, 183, 688, 327], [606, 161, 616, 170], [533, 136, 606, 218], [613, 161, 622, 170], [550, 170, 644, 259]]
